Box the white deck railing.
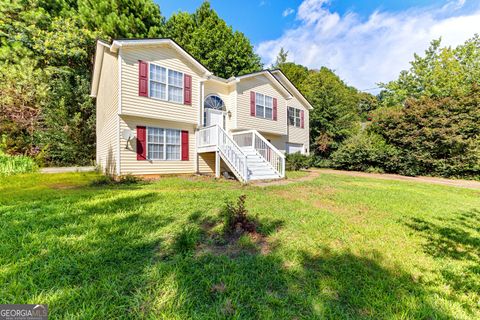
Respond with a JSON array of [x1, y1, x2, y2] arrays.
[[232, 130, 285, 178], [197, 125, 248, 182]]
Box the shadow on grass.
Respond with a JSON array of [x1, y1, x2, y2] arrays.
[[405, 209, 480, 312], [136, 214, 449, 319], [0, 188, 174, 318]]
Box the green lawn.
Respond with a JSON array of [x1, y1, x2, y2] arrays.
[[1, 172, 479, 319]]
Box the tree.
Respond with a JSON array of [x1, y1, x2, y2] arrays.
[[0, 0, 166, 165], [165, 1, 262, 78], [301, 68, 360, 156], [371, 88, 480, 177], [380, 35, 480, 106]]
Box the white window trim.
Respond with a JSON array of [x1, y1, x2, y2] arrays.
[[148, 62, 184, 104], [288, 107, 302, 128], [146, 127, 181, 161], [255, 93, 274, 120]]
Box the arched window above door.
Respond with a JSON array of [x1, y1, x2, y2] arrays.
[[204, 95, 226, 111]]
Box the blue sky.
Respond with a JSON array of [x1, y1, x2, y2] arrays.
[[157, 1, 480, 90]]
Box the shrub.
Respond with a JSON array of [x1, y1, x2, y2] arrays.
[[90, 174, 142, 186], [220, 195, 256, 235], [330, 131, 400, 173], [118, 174, 141, 184], [0, 151, 38, 176], [285, 153, 311, 171], [372, 90, 480, 178]]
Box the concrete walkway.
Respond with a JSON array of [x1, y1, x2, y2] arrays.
[[253, 169, 480, 190], [40, 166, 95, 174]]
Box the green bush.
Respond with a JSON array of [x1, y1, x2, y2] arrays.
[[285, 153, 311, 171], [0, 151, 38, 176], [372, 91, 480, 178], [220, 195, 257, 235], [90, 174, 142, 186], [331, 132, 400, 173]]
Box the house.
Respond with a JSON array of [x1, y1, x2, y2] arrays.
[[90, 39, 312, 182]]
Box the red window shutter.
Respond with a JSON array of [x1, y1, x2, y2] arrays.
[[136, 126, 147, 160], [138, 61, 148, 97], [181, 130, 189, 161], [184, 74, 192, 105], [273, 98, 278, 121], [300, 110, 305, 129], [250, 91, 256, 116]]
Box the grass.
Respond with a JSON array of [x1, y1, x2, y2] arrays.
[[0, 172, 479, 319], [0, 151, 38, 176], [285, 170, 309, 179]]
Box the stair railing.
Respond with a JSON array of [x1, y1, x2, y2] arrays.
[[197, 125, 249, 182], [232, 130, 285, 178]]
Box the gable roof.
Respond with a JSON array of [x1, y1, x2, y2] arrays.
[[90, 38, 312, 111], [90, 38, 212, 97], [233, 70, 292, 98], [270, 69, 313, 110]]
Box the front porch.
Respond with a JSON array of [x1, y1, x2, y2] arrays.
[[196, 125, 285, 182]]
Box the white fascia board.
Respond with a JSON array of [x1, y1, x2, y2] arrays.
[[110, 39, 212, 77], [270, 70, 313, 110]]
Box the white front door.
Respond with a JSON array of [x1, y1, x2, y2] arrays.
[[206, 109, 225, 129]]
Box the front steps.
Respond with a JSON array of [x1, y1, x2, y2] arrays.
[[241, 147, 282, 181]]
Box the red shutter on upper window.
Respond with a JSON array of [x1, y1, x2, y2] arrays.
[[273, 98, 278, 121], [300, 110, 305, 129], [138, 61, 148, 97], [136, 126, 147, 160], [181, 130, 189, 161], [184, 74, 192, 105], [250, 91, 256, 116]]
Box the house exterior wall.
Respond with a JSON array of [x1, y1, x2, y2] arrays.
[[287, 96, 310, 154], [235, 76, 288, 136], [94, 41, 312, 177], [203, 81, 236, 132], [96, 49, 119, 174], [119, 115, 196, 175], [120, 45, 203, 124]]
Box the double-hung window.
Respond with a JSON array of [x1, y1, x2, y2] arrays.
[[147, 127, 181, 160], [149, 63, 184, 103], [150, 65, 167, 100], [288, 107, 302, 127], [255, 93, 273, 119]]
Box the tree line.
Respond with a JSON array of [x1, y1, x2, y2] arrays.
[[1, 1, 478, 179], [0, 0, 261, 166], [276, 36, 480, 179]]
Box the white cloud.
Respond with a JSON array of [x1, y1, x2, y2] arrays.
[[282, 8, 295, 17], [256, 0, 480, 91]]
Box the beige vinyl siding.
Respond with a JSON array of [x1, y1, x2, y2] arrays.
[[203, 81, 236, 131], [96, 49, 119, 174], [198, 152, 215, 174], [235, 77, 288, 135], [119, 115, 196, 175], [120, 46, 202, 124], [262, 134, 287, 154], [287, 96, 310, 154]]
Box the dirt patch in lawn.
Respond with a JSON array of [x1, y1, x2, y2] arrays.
[[47, 183, 80, 190], [196, 231, 272, 258]]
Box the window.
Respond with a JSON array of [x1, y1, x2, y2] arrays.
[[255, 93, 273, 119], [150, 65, 167, 100], [168, 70, 183, 103], [149, 64, 183, 103], [147, 127, 181, 160], [288, 107, 302, 127]]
